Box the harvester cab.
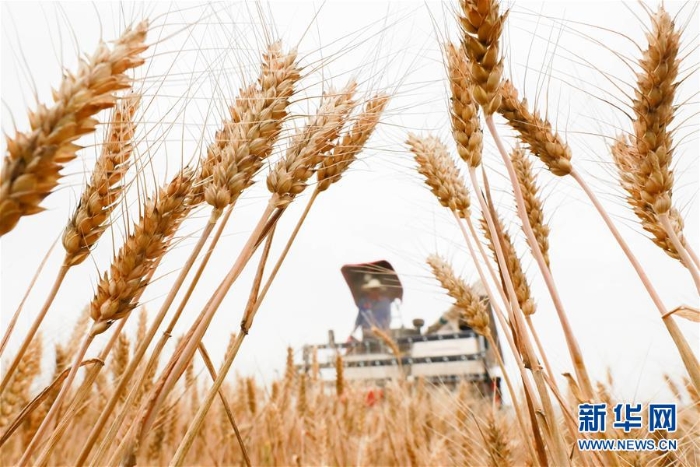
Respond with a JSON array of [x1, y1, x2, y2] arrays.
[[300, 260, 502, 398]]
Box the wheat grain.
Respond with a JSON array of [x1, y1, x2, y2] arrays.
[[511, 145, 550, 268], [631, 7, 678, 216], [370, 326, 402, 361], [446, 42, 483, 167], [407, 133, 470, 219], [335, 354, 344, 398], [316, 94, 388, 191], [0, 22, 148, 235], [78, 44, 300, 463], [164, 395, 181, 454], [202, 43, 300, 210], [484, 413, 514, 467], [267, 82, 357, 208], [62, 94, 140, 266], [498, 80, 572, 176], [426, 254, 491, 336], [146, 416, 165, 464], [245, 378, 257, 416], [284, 346, 296, 384], [135, 307, 147, 344], [6, 343, 696, 465], [311, 347, 319, 382], [610, 7, 696, 273], [112, 333, 130, 392], [0, 334, 42, 428], [458, 0, 507, 115], [89, 169, 195, 336], [185, 359, 199, 418], [611, 136, 684, 260], [297, 374, 307, 417], [479, 214, 536, 316]]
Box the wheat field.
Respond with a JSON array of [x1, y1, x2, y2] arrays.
[[0, 1, 698, 466]]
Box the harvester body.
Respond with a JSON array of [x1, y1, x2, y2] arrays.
[[300, 260, 501, 396]]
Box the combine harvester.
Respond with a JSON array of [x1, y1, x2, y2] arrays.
[[300, 260, 502, 398]]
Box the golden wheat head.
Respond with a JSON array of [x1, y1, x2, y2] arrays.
[[0, 22, 148, 235]]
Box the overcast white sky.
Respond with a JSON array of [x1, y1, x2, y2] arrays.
[[1, 1, 698, 403]]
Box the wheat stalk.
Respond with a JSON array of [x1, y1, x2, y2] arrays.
[[370, 326, 403, 369], [469, 166, 569, 464], [0, 271, 67, 395], [111, 333, 130, 405], [497, 80, 572, 177], [481, 166, 597, 452], [0, 235, 58, 357], [455, 3, 588, 448], [496, 35, 700, 393], [478, 206, 565, 395], [24, 344, 65, 442], [0, 21, 148, 235], [201, 42, 300, 211], [80, 43, 301, 467], [197, 341, 250, 467], [114, 80, 349, 467], [132, 84, 357, 454], [458, 0, 585, 414], [31, 318, 132, 464], [161, 92, 387, 462], [297, 373, 308, 417], [462, 2, 593, 459], [444, 39, 550, 380], [490, 74, 594, 403], [78, 43, 301, 467], [247, 92, 389, 345], [618, 7, 700, 286], [167, 229, 275, 466], [4, 4, 700, 466], [611, 137, 683, 257], [19, 169, 194, 465], [631, 7, 677, 218], [0, 94, 141, 398], [0, 357, 102, 450], [245, 378, 257, 417], [407, 130, 541, 462], [335, 354, 345, 398], [168, 84, 364, 465], [113, 218, 265, 465], [428, 252, 535, 459], [449, 217, 543, 464], [482, 413, 514, 467]]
